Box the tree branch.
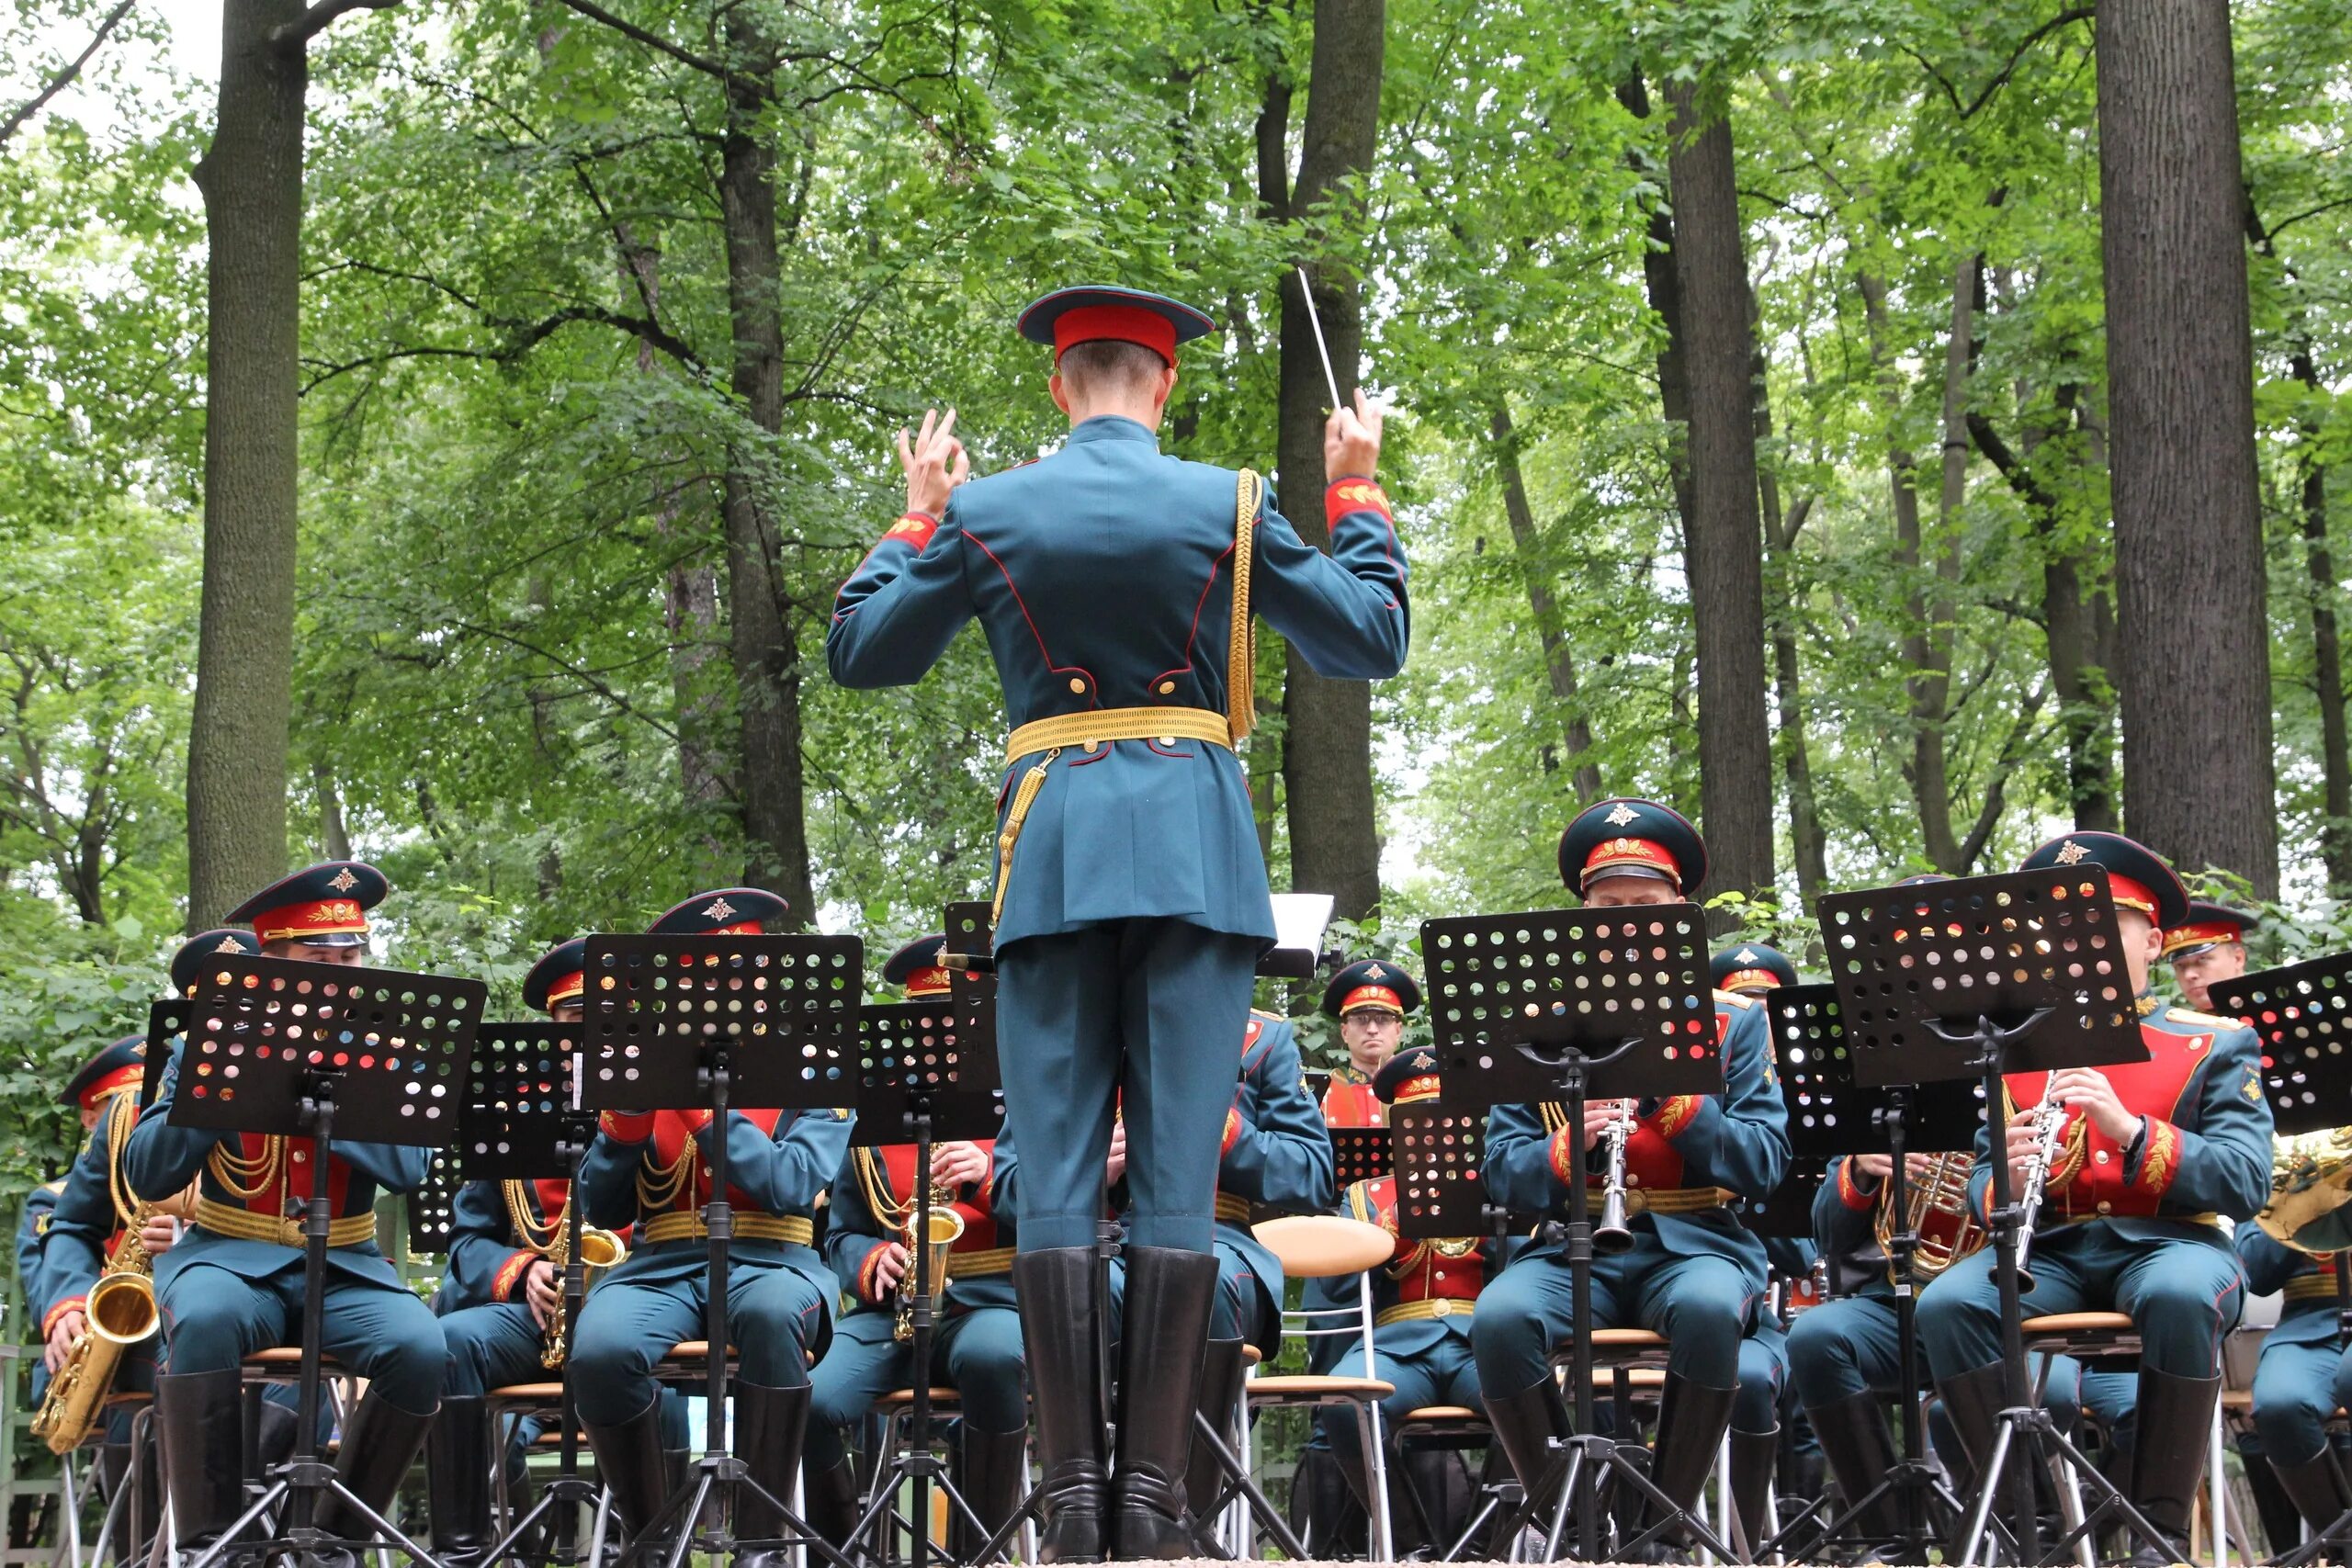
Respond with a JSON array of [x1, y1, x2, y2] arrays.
[[0, 0, 134, 150], [550, 0, 734, 82], [270, 0, 401, 53]]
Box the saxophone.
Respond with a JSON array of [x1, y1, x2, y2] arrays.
[[33, 1096, 163, 1454], [506, 1180, 625, 1370], [897, 1183, 964, 1344]]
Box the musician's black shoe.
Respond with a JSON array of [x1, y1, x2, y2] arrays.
[[1332, 1432, 1432, 1558], [583, 1396, 674, 1546], [157, 1369, 246, 1551], [955, 1425, 1031, 1562], [730, 1379, 809, 1568], [1480, 1373, 1572, 1530], [803, 1455, 864, 1551], [1014, 1247, 1109, 1563], [1182, 1337, 1246, 1524], [2124, 1366, 2221, 1567], [425, 1395, 495, 1568], [1810, 1389, 1904, 1548], [1635, 1370, 1736, 1554], [1109, 1246, 1217, 1560], [2272, 1444, 2352, 1541], [310, 1391, 435, 1568]]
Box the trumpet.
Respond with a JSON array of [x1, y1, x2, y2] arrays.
[[896, 1189, 965, 1343], [32, 1212, 160, 1454], [2012, 1083, 2068, 1293], [1592, 1100, 1637, 1256], [1874, 1151, 1984, 1283]]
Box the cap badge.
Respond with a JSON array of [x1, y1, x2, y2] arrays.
[[703, 897, 738, 924], [1366, 964, 1386, 979], [327, 867, 360, 893], [1736, 948, 1758, 963], [1605, 802, 1639, 828], [2055, 840, 2088, 865], [214, 936, 243, 952]]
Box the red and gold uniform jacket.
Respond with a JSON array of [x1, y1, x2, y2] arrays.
[[1339, 1174, 1491, 1355], [579, 1106, 852, 1286], [825, 1138, 1014, 1314]]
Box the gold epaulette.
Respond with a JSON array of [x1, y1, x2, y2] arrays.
[[1713, 988, 1757, 1010], [1250, 1009, 1284, 1022], [2163, 1007, 2245, 1032]]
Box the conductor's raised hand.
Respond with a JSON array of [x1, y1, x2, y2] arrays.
[[1323, 389, 1385, 481], [898, 408, 970, 519]]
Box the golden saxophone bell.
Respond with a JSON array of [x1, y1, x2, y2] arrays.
[[33, 1214, 162, 1455], [2258, 1126, 2352, 1254], [895, 1200, 966, 1343]]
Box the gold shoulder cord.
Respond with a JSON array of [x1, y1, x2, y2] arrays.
[[636, 1134, 695, 1214], [854, 1147, 912, 1231], [1227, 469, 1260, 745], [208, 1133, 285, 1201], [103, 1091, 141, 1222], [503, 1179, 562, 1252], [1539, 1102, 1567, 1135]]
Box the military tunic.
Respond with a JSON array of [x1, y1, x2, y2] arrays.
[[1917, 1000, 2271, 1382], [1317, 1173, 1489, 1461], [16, 1178, 62, 1407], [828, 416, 1408, 1257], [2239, 1229, 2346, 1466], [1473, 990, 1790, 1396], [567, 1104, 851, 1425], [435, 1177, 572, 1397], [39, 1092, 161, 1410]]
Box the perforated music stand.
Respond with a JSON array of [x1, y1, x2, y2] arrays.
[[1758, 981, 1980, 1560], [2210, 954, 2352, 1568], [1329, 1126, 1391, 1190], [141, 998, 188, 1105], [171, 953, 485, 1568], [578, 932, 862, 1568], [449, 1021, 601, 1568], [1419, 903, 1734, 1563], [1818, 868, 2158, 1568]]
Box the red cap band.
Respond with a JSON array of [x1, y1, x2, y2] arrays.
[[545, 971, 584, 1008], [1392, 1073, 1442, 1106], [1580, 836, 1681, 889], [2106, 874, 2158, 919], [250, 897, 369, 944], [2163, 920, 2245, 958], [79, 1065, 142, 1114], [1340, 986, 1404, 1017], [1052, 305, 1178, 367], [904, 967, 953, 998], [1721, 970, 1781, 995]]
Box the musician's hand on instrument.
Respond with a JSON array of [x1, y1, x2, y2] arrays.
[[1904, 1152, 1942, 1180], [44, 1310, 84, 1375], [1580, 1099, 1634, 1148], [140, 1213, 179, 1257], [899, 408, 969, 518], [2048, 1068, 2140, 1144], [524, 1259, 561, 1329], [1851, 1154, 1894, 1185], [931, 1141, 989, 1190], [2004, 1115, 2044, 1193], [1324, 389, 1385, 480], [872, 1240, 910, 1297]]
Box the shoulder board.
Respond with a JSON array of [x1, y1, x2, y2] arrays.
[[1250, 1009, 1284, 1023], [1713, 988, 1757, 1010], [39, 1179, 65, 1195], [2164, 1008, 2243, 1032]]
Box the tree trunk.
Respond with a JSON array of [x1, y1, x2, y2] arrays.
[[715, 17, 812, 922], [2291, 345, 2352, 889], [1276, 0, 1385, 922], [1616, 73, 1694, 536], [1490, 402, 1601, 805], [1919, 254, 1975, 870], [186, 0, 309, 928], [1747, 307, 1825, 905], [314, 762, 350, 860], [1663, 80, 1773, 904], [2097, 1, 2277, 896]]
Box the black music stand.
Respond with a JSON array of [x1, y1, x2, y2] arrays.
[[1820, 866, 2159, 1568], [172, 954, 485, 1568], [579, 931, 862, 1568], [839, 985, 1004, 1568], [1419, 903, 1736, 1563], [1329, 1126, 1391, 1190], [444, 1021, 600, 1568], [2212, 953, 2352, 1567], [1757, 982, 1982, 1561]]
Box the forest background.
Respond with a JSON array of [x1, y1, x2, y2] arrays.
[[0, 0, 2347, 1200]]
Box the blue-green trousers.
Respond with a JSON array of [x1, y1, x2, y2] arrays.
[[1917, 1223, 2242, 1381], [996, 920, 1260, 1254], [1737, 1325, 1785, 1436], [807, 1307, 1029, 1468], [1317, 1321, 1478, 1460], [1106, 1241, 1267, 1346], [441, 1301, 544, 1397], [1471, 1239, 1755, 1394], [567, 1264, 828, 1425], [2244, 1336, 2348, 1464], [158, 1259, 444, 1415], [1795, 1291, 2086, 1427]]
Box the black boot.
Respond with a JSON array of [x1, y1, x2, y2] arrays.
[[1811, 1389, 1905, 1545], [1109, 1246, 1217, 1560], [729, 1381, 808, 1568], [803, 1456, 864, 1551], [157, 1370, 246, 1549], [584, 1397, 675, 1546], [2272, 1447, 2352, 1542], [1481, 1374, 1572, 1540], [1014, 1247, 1108, 1563], [1333, 1434, 1431, 1558], [1182, 1338, 1245, 1525], [425, 1396, 495, 1568], [2124, 1367, 2220, 1566], [1932, 1362, 2012, 1494], [311, 1391, 435, 1568], [1729, 1426, 1778, 1557], [955, 1427, 1030, 1562]]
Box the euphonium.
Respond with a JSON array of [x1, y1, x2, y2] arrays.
[[2257, 1125, 2352, 1255], [32, 1213, 160, 1454], [1592, 1100, 1636, 1256], [896, 1190, 965, 1343], [1875, 1151, 1983, 1282]]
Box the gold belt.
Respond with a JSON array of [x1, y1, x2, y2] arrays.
[[194, 1199, 377, 1249], [2050, 1209, 2221, 1231], [947, 1246, 1013, 1279], [996, 707, 1233, 924], [1377, 1299, 1475, 1326], [639, 1213, 814, 1247], [2285, 1274, 2340, 1303], [1215, 1192, 1251, 1224], [1623, 1187, 1737, 1215]]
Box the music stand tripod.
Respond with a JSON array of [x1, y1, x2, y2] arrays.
[[1419, 904, 1737, 1564], [579, 931, 865, 1568], [1817, 867, 2167, 1568], [173, 953, 487, 1568]]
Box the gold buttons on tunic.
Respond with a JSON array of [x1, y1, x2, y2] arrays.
[[1069, 677, 1086, 694], [1158, 680, 1176, 694]]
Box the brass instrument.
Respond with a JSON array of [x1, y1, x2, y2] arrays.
[[897, 1192, 965, 1344], [2257, 1125, 2352, 1254], [33, 1094, 163, 1453], [2013, 1082, 2068, 1293], [1592, 1100, 1636, 1256], [1873, 1151, 1984, 1283], [505, 1180, 625, 1369]]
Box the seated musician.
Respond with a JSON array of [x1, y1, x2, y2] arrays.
[[1317, 1043, 1492, 1557], [567, 888, 854, 1562], [1475, 798, 1791, 1553], [125, 864, 447, 1564], [2165, 900, 2256, 1015], [1915, 832, 2271, 1568], [805, 935, 1025, 1558], [2237, 1219, 2348, 1542], [426, 937, 604, 1568]]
